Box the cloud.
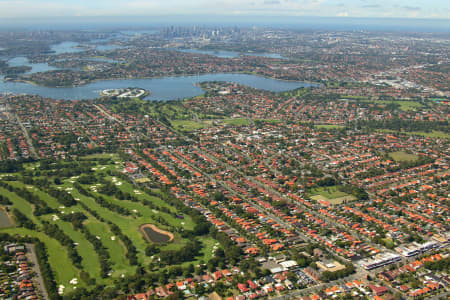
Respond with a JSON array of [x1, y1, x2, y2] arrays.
[[0, 0, 447, 20], [402, 6, 421, 11], [264, 0, 280, 4], [336, 11, 349, 17], [362, 4, 381, 8]]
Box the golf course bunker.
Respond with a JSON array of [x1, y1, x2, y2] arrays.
[[140, 224, 174, 244]]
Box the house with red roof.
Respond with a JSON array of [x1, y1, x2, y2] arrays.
[[237, 283, 249, 293], [369, 285, 388, 296]]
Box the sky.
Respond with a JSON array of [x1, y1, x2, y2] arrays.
[[0, 0, 448, 20]]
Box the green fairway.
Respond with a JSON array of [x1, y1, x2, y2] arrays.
[[6, 181, 61, 209], [84, 218, 136, 278], [196, 237, 220, 264], [0, 187, 42, 226], [1, 228, 80, 293], [0, 155, 220, 296], [44, 217, 102, 281]]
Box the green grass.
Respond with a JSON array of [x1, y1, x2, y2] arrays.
[[84, 218, 135, 278], [382, 237, 395, 249], [314, 124, 346, 130], [104, 176, 188, 218], [169, 236, 220, 268], [171, 120, 206, 131], [309, 186, 349, 199], [69, 187, 189, 268], [0, 155, 220, 293], [196, 237, 219, 264], [388, 151, 419, 162], [81, 153, 119, 160], [254, 119, 281, 124], [379, 129, 450, 139], [1, 228, 80, 293], [0, 187, 39, 225], [221, 118, 250, 126], [7, 181, 61, 209], [0, 209, 12, 228], [43, 216, 103, 281], [91, 175, 195, 229], [361, 100, 423, 111], [340, 96, 369, 100]]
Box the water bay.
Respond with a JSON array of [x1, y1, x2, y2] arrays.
[[0, 73, 315, 101]]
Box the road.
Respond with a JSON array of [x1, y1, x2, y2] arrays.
[[64, 118, 98, 147], [10, 111, 38, 159], [26, 243, 49, 300]]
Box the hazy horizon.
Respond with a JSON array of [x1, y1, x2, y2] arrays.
[[0, 15, 449, 33], [1, 0, 449, 19]]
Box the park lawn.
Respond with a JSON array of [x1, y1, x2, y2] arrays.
[[309, 186, 349, 199], [81, 153, 120, 161], [0, 187, 40, 225], [197, 113, 222, 119], [378, 129, 450, 139], [341, 95, 368, 100], [382, 237, 395, 249], [254, 119, 281, 124], [422, 131, 450, 138], [171, 120, 206, 131], [389, 151, 419, 162], [405, 130, 450, 139], [41, 216, 102, 281], [315, 124, 346, 130], [0, 227, 81, 293], [312, 195, 357, 205], [221, 118, 250, 126], [360, 99, 423, 111], [84, 218, 136, 278], [134, 101, 192, 120]]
